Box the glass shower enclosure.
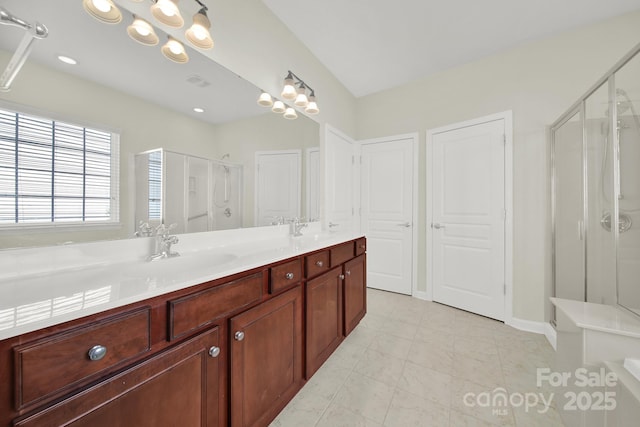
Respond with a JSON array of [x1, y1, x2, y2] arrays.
[[134, 149, 243, 234], [551, 43, 640, 319]]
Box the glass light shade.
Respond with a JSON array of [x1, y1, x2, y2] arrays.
[[82, 0, 122, 24], [294, 93, 308, 108], [271, 100, 286, 114], [161, 37, 189, 63], [305, 96, 319, 115], [151, 0, 184, 28], [257, 92, 273, 107], [186, 11, 214, 50], [281, 76, 297, 100], [127, 16, 159, 46], [283, 107, 298, 120]]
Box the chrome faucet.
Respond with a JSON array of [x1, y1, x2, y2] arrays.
[[288, 217, 308, 237], [134, 221, 153, 237], [148, 223, 180, 261]]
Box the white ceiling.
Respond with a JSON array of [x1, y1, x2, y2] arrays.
[[262, 0, 640, 97]]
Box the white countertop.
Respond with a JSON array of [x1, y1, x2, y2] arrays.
[[551, 297, 640, 339], [0, 224, 364, 341]]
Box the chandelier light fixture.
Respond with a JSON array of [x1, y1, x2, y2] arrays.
[[83, 0, 215, 65], [258, 71, 320, 120]]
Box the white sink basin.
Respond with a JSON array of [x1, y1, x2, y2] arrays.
[[124, 252, 238, 279]]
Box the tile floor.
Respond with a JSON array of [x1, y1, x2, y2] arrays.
[[270, 288, 564, 427]]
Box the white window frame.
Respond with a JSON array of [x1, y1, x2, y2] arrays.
[[0, 101, 121, 233]]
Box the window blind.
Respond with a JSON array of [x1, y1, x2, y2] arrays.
[[0, 108, 117, 225]]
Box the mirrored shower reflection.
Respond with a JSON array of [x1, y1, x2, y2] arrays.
[[134, 149, 243, 234]]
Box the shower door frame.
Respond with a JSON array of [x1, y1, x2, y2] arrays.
[[550, 41, 640, 324]]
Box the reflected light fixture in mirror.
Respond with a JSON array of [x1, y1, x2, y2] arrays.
[[161, 36, 189, 63], [257, 91, 273, 107], [306, 92, 319, 114], [127, 15, 159, 46], [272, 100, 286, 113], [281, 71, 297, 100], [82, 0, 122, 24], [283, 107, 297, 120], [151, 0, 184, 28], [185, 6, 213, 50], [294, 82, 308, 107]]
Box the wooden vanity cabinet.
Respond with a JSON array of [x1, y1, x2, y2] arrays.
[[344, 254, 367, 336], [305, 266, 344, 377], [13, 327, 223, 427], [1, 237, 366, 427], [229, 286, 303, 427]]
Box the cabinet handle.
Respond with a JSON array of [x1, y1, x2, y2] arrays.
[[87, 345, 107, 361], [315, 260, 323, 267], [234, 331, 245, 341], [346, 270, 351, 276], [285, 272, 294, 280], [339, 274, 345, 280], [208, 346, 221, 358]]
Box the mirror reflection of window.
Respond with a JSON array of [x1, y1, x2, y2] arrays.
[[148, 151, 162, 221]]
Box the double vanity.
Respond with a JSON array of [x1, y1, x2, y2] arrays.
[[0, 225, 367, 426]]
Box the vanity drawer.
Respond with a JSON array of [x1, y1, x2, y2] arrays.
[[330, 241, 355, 267], [14, 307, 151, 410], [169, 272, 263, 341], [270, 259, 302, 294], [355, 238, 366, 255], [305, 250, 330, 279]]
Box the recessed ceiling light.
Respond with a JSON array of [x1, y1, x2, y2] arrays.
[[57, 55, 77, 65], [193, 107, 204, 113]]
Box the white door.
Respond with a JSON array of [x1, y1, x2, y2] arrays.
[[361, 136, 415, 295], [255, 150, 301, 226], [431, 119, 506, 320], [325, 126, 357, 232], [306, 147, 320, 221]]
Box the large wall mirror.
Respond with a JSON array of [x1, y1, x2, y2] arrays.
[[0, 0, 320, 249]]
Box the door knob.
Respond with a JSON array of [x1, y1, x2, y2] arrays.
[[328, 222, 339, 228], [432, 223, 445, 229], [397, 222, 411, 228], [234, 331, 245, 341]]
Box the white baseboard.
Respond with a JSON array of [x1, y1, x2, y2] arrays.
[[412, 290, 430, 301], [506, 317, 556, 350]]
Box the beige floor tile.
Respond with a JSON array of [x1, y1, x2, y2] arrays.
[[376, 317, 419, 340], [453, 335, 500, 363], [368, 332, 414, 359], [323, 340, 367, 370], [397, 361, 452, 406], [453, 353, 506, 390], [316, 402, 384, 427], [304, 362, 353, 401], [383, 388, 450, 427], [413, 324, 455, 349], [332, 371, 396, 424], [343, 323, 379, 349], [449, 409, 500, 427], [353, 348, 406, 387], [406, 339, 454, 374], [450, 378, 516, 426]]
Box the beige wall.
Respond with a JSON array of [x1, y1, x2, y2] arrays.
[[355, 11, 640, 322]]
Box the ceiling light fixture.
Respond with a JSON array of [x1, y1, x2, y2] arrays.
[[281, 71, 297, 100], [82, 0, 122, 24], [186, 2, 213, 50], [161, 36, 189, 63], [127, 15, 159, 46], [305, 91, 319, 115], [151, 0, 184, 28], [258, 71, 320, 118], [294, 82, 308, 108], [193, 107, 204, 113]]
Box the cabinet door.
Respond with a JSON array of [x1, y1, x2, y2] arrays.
[[230, 286, 303, 427], [344, 254, 367, 336], [14, 327, 224, 427], [306, 266, 343, 378]]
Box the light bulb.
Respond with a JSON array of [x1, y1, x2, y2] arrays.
[[92, 0, 112, 13], [305, 93, 319, 114], [151, 0, 184, 28], [281, 72, 297, 100], [192, 24, 207, 40], [186, 10, 213, 49], [295, 93, 308, 108], [133, 20, 151, 36], [168, 39, 183, 55]]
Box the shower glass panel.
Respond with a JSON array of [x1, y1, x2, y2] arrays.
[[553, 111, 585, 302], [585, 83, 616, 305], [615, 52, 640, 315]]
